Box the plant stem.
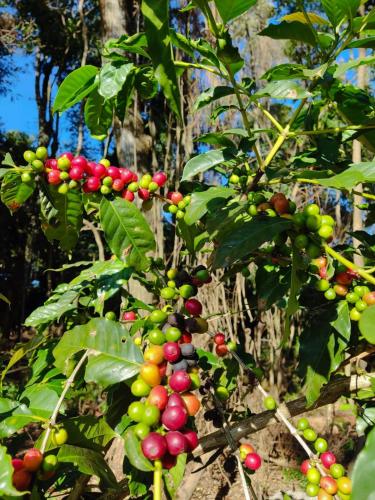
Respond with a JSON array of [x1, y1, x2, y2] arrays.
[[174, 60, 221, 77], [153, 460, 163, 500], [263, 100, 307, 169], [254, 102, 284, 133], [40, 350, 89, 454], [323, 244, 375, 285]]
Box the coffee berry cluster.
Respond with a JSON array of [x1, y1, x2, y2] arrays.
[[297, 417, 352, 499], [239, 442, 262, 472], [22, 147, 167, 203], [164, 191, 191, 220], [11, 428, 67, 491], [313, 256, 374, 321], [124, 266, 212, 468]]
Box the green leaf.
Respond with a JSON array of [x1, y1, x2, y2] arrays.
[[284, 246, 305, 342], [24, 290, 78, 327], [195, 132, 237, 148], [53, 65, 99, 113], [259, 21, 317, 46], [253, 80, 310, 100], [322, 0, 360, 27], [333, 55, 375, 77], [62, 416, 117, 451], [100, 197, 155, 270], [214, 0, 257, 23], [282, 12, 329, 25], [57, 444, 118, 487], [163, 453, 187, 498], [20, 386, 59, 419], [256, 266, 290, 309], [84, 89, 113, 139], [184, 187, 235, 225], [1, 171, 35, 211], [193, 86, 235, 111], [142, 0, 181, 119], [0, 292, 10, 305], [0, 403, 45, 438], [0, 445, 25, 496], [124, 429, 154, 472], [299, 301, 351, 406], [316, 162, 375, 190], [1, 152, 16, 167], [352, 426, 375, 500], [182, 149, 235, 181], [359, 306, 375, 344], [262, 64, 306, 81], [105, 33, 150, 58], [53, 318, 143, 388], [347, 36, 375, 48], [98, 62, 134, 99], [40, 186, 83, 252], [213, 217, 292, 268]]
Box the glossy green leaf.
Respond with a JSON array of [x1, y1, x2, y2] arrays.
[[214, 0, 257, 23], [124, 429, 154, 472], [352, 426, 375, 500], [322, 0, 360, 27], [316, 162, 375, 190], [334, 55, 375, 77], [284, 246, 304, 342], [142, 0, 181, 119], [100, 197, 155, 270], [24, 290, 78, 327], [98, 62, 134, 99], [57, 444, 118, 487], [0, 445, 25, 496], [347, 36, 375, 48], [194, 86, 235, 111], [184, 187, 235, 225], [0, 403, 45, 438], [20, 386, 59, 418], [182, 149, 235, 181], [259, 21, 317, 46], [1, 152, 16, 167], [53, 65, 98, 113], [213, 217, 292, 268], [256, 266, 290, 309], [1, 171, 35, 211], [163, 453, 187, 498], [53, 318, 143, 388], [253, 80, 310, 100], [359, 306, 375, 344], [84, 89, 113, 138], [299, 301, 351, 406], [282, 12, 329, 24], [62, 416, 117, 451], [105, 32, 150, 58], [40, 186, 83, 252]]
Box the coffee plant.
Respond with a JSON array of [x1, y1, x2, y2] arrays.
[[1, 0, 375, 498]]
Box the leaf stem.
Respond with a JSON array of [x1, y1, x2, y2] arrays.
[[174, 60, 221, 77], [40, 350, 89, 454], [254, 102, 284, 133], [153, 459, 163, 500], [323, 244, 375, 285], [288, 123, 375, 137]]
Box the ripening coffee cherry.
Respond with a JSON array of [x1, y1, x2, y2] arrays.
[[152, 171, 167, 187], [163, 342, 181, 363], [169, 370, 191, 392], [131, 378, 151, 397], [147, 385, 168, 411], [330, 463, 345, 479], [83, 176, 101, 192], [23, 448, 43, 472], [334, 284, 348, 297], [57, 156, 71, 171], [314, 437, 328, 454], [52, 427, 68, 446], [23, 150, 37, 163], [128, 401, 145, 422], [244, 452, 262, 471], [144, 345, 164, 365], [346, 292, 359, 304], [300, 459, 312, 475], [297, 417, 309, 431], [320, 451, 336, 469], [363, 291, 375, 305], [149, 309, 167, 324], [140, 363, 161, 387], [239, 443, 255, 461], [12, 469, 32, 491], [214, 333, 225, 345], [184, 298, 202, 316], [324, 288, 336, 301], [318, 224, 333, 239], [161, 405, 188, 431], [48, 170, 61, 185], [320, 476, 338, 495], [335, 272, 353, 286], [304, 203, 320, 216], [183, 429, 199, 451], [122, 190, 135, 202], [337, 477, 352, 495], [315, 279, 330, 292], [303, 428, 317, 442], [166, 431, 187, 456], [306, 483, 320, 497], [141, 432, 167, 460], [306, 214, 322, 231], [350, 308, 361, 321], [306, 467, 321, 484], [263, 396, 277, 410]]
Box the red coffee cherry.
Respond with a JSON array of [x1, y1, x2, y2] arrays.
[[244, 452, 262, 471], [141, 432, 167, 460]]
